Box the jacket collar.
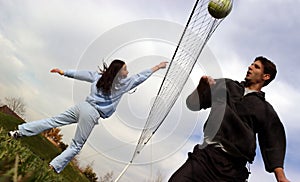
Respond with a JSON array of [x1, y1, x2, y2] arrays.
[[240, 81, 265, 99]]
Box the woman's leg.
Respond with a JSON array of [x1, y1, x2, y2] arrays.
[[49, 102, 100, 173], [18, 105, 79, 136]]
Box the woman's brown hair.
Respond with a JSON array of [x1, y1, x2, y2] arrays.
[[96, 59, 125, 94]]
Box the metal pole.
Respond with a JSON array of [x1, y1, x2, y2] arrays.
[[114, 162, 132, 182]]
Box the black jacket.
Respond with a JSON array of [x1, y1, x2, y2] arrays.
[[186, 78, 286, 173]]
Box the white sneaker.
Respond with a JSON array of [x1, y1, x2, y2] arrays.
[[8, 130, 22, 139]]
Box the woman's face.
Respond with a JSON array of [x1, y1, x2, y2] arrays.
[[119, 64, 129, 78]]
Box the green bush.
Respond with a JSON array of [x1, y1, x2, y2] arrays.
[[0, 127, 64, 181], [0, 112, 89, 182]]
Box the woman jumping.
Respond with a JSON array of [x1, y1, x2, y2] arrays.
[[8, 59, 168, 173]]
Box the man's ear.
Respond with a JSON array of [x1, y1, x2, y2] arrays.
[[263, 74, 271, 81]]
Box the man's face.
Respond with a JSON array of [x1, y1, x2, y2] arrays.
[[245, 60, 269, 85]]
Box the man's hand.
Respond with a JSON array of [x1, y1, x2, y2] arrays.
[[274, 168, 290, 182], [201, 76, 216, 86]]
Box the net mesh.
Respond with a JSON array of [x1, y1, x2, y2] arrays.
[[131, 0, 227, 161]]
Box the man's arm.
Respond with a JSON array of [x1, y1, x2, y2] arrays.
[[257, 104, 289, 182], [274, 167, 289, 182], [186, 76, 216, 111]]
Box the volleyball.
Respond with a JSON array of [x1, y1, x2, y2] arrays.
[[208, 0, 232, 19]]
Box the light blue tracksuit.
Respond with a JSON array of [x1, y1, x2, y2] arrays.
[[18, 68, 153, 173]]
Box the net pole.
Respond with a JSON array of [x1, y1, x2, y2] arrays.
[[114, 162, 132, 182]]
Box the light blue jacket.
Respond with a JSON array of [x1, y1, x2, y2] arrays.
[[64, 69, 153, 118]]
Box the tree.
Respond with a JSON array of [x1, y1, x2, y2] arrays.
[[58, 142, 68, 151], [82, 164, 99, 182], [42, 128, 63, 146], [99, 171, 113, 182], [4, 97, 26, 117], [153, 171, 164, 182], [146, 170, 165, 182]]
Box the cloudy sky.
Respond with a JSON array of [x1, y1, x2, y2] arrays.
[[1, 0, 300, 181]]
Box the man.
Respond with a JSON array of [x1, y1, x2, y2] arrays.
[[169, 56, 289, 182]]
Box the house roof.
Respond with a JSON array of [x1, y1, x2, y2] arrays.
[[0, 105, 24, 121]]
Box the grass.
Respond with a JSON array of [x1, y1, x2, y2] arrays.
[[0, 112, 89, 182]]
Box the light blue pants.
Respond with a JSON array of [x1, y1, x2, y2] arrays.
[[18, 102, 100, 173]]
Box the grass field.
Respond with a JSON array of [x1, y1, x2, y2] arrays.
[[0, 112, 89, 182]]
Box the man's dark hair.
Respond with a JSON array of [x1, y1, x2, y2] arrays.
[[255, 56, 277, 86]]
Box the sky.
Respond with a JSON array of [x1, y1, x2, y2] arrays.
[[1, 0, 300, 181]]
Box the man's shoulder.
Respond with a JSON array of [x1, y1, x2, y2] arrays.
[[215, 78, 241, 84], [212, 78, 244, 95], [216, 78, 243, 88]]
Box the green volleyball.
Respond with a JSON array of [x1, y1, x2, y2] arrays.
[[208, 0, 233, 19]]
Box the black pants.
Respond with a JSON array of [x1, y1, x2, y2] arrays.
[[169, 145, 249, 182]]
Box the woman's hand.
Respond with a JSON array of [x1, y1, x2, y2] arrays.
[[50, 68, 64, 75], [151, 61, 168, 72], [157, 61, 168, 69]]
